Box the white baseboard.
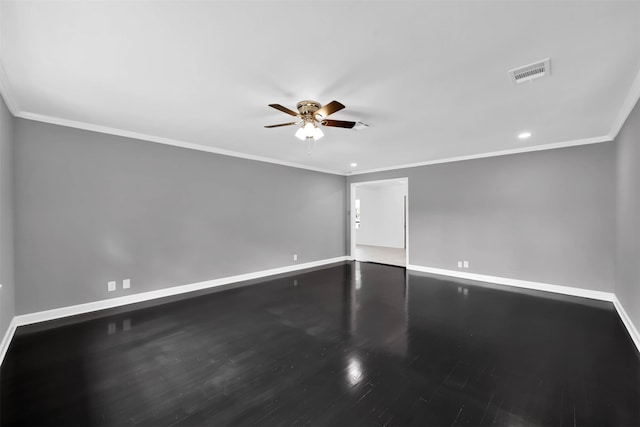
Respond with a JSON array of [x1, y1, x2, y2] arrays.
[[406, 264, 640, 354], [612, 296, 640, 354], [4, 259, 637, 365], [407, 264, 616, 302], [14, 256, 349, 328], [0, 317, 18, 366]]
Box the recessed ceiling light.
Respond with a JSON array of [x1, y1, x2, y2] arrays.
[[350, 162, 358, 167], [518, 131, 532, 140]]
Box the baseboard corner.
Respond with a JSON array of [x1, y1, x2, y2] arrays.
[[612, 296, 640, 354], [0, 317, 18, 366]]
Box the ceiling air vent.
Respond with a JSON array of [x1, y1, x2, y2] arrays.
[[509, 58, 551, 84]]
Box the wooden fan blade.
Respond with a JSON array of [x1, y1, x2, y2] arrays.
[[264, 122, 299, 128], [316, 100, 345, 118], [321, 119, 356, 129], [268, 104, 299, 117]]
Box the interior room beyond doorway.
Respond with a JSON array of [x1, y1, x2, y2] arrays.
[[353, 178, 408, 267]]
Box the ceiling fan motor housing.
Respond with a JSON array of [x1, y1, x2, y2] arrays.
[[297, 100, 322, 119]]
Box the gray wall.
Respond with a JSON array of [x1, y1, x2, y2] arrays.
[[14, 119, 346, 314], [616, 98, 640, 328], [348, 143, 617, 292], [0, 95, 15, 339], [6, 106, 631, 317]]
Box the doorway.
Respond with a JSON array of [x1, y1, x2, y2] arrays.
[[350, 178, 408, 267]]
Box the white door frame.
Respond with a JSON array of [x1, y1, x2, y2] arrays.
[[350, 177, 409, 266]]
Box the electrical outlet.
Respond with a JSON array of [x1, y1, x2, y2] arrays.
[[293, 254, 298, 261], [107, 281, 116, 292], [463, 261, 469, 268], [457, 261, 463, 268], [123, 279, 131, 289]]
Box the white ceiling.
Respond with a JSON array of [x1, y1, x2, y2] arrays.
[[1, 1, 639, 175]]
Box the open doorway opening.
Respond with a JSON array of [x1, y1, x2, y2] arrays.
[[351, 178, 408, 267]]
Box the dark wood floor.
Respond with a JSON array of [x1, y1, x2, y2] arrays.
[[1, 262, 639, 426]]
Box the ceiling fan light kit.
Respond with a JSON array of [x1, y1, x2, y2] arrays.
[[265, 100, 360, 143], [295, 122, 324, 141]]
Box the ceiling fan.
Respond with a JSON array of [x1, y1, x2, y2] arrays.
[[264, 100, 359, 141]]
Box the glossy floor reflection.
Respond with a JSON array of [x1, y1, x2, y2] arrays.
[[2, 262, 639, 426]]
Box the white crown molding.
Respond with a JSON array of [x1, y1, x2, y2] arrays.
[[14, 111, 346, 176], [613, 296, 640, 354], [1, 56, 346, 176], [14, 256, 349, 327], [12, 109, 619, 178], [0, 60, 20, 115], [0, 317, 18, 366], [2, 62, 637, 179], [349, 135, 613, 176], [609, 66, 640, 139], [9, 108, 619, 179]]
